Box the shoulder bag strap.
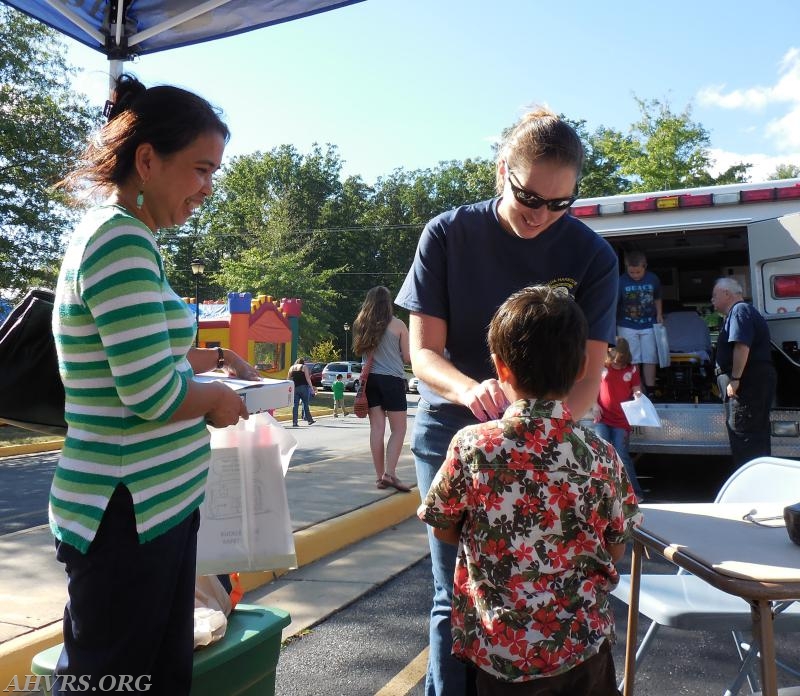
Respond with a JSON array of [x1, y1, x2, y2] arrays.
[[361, 354, 374, 384]]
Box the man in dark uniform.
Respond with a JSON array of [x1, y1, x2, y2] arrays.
[[712, 277, 777, 468]]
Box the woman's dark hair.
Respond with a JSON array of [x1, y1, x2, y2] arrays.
[[64, 74, 229, 193], [352, 286, 393, 355], [488, 285, 587, 398]]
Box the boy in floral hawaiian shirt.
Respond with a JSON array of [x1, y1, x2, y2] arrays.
[[418, 285, 642, 696]]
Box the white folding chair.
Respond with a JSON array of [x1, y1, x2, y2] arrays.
[[613, 456, 800, 694]]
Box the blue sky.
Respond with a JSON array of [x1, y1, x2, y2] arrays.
[[65, 0, 800, 186]]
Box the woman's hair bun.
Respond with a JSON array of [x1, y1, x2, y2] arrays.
[[105, 74, 147, 121]]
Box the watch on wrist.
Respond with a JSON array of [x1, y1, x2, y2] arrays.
[[730, 377, 741, 382], [216, 347, 225, 370]]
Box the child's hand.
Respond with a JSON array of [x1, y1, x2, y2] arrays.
[[633, 389, 643, 400], [591, 404, 602, 423]]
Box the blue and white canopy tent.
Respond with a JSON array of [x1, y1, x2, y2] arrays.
[[2, 0, 364, 87]]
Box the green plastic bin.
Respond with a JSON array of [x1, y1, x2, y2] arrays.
[[31, 604, 291, 695]]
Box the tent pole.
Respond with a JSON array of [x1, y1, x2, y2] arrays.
[[108, 59, 124, 96]]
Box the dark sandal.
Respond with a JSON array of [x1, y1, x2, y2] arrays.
[[382, 474, 411, 493], [376, 478, 388, 489]]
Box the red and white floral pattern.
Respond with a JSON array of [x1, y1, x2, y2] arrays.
[[418, 398, 642, 682]]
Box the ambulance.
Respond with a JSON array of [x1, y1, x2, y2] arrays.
[[574, 178, 800, 456]]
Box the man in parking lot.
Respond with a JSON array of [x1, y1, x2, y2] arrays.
[[712, 277, 776, 468]]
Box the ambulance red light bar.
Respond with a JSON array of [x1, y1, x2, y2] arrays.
[[740, 187, 776, 203], [773, 275, 800, 299], [776, 184, 800, 200], [679, 193, 713, 207], [624, 198, 657, 213], [656, 196, 680, 210], [570, 204, 600, 217]]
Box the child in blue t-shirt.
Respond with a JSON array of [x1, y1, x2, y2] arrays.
[[617, 250, 663, 393]]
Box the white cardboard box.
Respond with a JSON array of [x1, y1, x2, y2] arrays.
[[195, 373, 294, 413]]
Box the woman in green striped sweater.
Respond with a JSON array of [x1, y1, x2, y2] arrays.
[[51, 74, 257, 695]]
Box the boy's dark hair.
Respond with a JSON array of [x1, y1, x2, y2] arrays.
[[624, 249, 647, 267], [488, 285, 588, 398]]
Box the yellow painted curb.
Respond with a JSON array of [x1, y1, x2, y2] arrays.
[[293, 489, 421, 566], [0, 441, 63, 458], [0, 623, 62, 688], [236, 488, 421, 593]]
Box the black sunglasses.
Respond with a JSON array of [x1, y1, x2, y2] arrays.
[[506, 167, 577, 212]]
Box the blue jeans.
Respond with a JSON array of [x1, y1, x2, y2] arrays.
[[592, 422, 644, 500], [292, 385, 313, 424], [412, 401, 477, 696]]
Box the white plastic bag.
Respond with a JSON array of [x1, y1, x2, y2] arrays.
[[193, 574, 232, 649], [196, 412, 298, 576], [193, 607, 228, 649], [653, 323, 670, 368], [621, 394, 662, 427]]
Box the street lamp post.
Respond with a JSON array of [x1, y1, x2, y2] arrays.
[[343, 322, 350, 362], [191, 258, 205, 347]]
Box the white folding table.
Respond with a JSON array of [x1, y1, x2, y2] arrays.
[[623, 503, 800, 696]]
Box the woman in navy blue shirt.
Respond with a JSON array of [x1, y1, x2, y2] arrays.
[[396, 107, 619, 696]]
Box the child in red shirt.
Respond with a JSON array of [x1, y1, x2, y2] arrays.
[[593, 337, 644, 501]]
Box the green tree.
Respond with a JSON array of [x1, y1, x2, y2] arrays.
[[309, 339, 339, 364], [616, 98, 749, 192], [564, 119, 631, 198], [0, 6, 98, 297], [190, 145, 350, 353], [769, 163, 800, 180]]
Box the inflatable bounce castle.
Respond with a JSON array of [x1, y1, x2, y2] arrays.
[[186, 292, 303, 378]]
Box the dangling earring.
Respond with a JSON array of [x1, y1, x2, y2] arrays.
[[136, 186, 144, 209]]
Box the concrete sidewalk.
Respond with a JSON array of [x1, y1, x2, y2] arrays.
[[0, 413, 422, 685]]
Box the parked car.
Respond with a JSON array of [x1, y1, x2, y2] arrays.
[[306, 362, 324, 387], [407, 376, 419, 393], [320, 361, 363, 391]]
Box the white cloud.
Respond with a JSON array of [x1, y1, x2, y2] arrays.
[[766, 104, 800, 150], [697, 48, 800, 156], [698, 47, 800, 111], [709, 147, 800, 182]]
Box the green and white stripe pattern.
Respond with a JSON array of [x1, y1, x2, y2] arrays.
[[51, 205, 210, 553]]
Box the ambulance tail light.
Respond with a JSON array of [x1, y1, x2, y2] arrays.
[[772, 275, 800, 298]]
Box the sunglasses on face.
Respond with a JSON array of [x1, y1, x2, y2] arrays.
[[506, 166, 577, 212]]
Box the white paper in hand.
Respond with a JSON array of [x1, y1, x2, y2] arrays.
[[620, 394, 662, 427]]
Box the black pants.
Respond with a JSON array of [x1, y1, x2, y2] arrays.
[[718, 362, 777, 469], [53, 485, 199, 695], [472, 641, 620, 696]]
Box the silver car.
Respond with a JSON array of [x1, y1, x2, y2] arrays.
[[321, 361, 363, 391]]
